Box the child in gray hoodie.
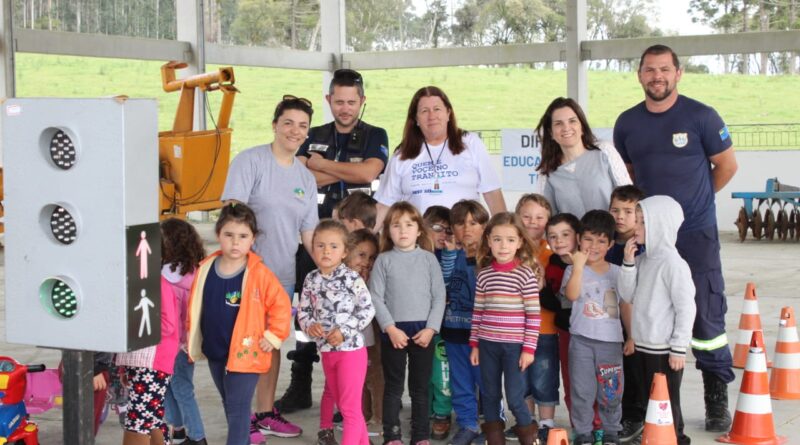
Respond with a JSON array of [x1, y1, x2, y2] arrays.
[[617, 195, 696, 445]]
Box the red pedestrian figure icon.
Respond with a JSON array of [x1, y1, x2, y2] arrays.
[[135, 231, 151, 279]]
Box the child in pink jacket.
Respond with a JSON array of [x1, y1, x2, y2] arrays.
[[115, 277, 180, 445]]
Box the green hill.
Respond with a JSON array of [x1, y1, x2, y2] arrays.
[[15, 53, 799, 155]]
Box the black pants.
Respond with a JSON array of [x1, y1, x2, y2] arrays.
[[291, 245, 319, 365], [637, 352, 690, 445], [381, 337, 434, 443], [621, 334, 643, 422]]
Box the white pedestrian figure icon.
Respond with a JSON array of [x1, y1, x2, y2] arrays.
[[135, 230, 152, 279], [135, 289, 155, 337]]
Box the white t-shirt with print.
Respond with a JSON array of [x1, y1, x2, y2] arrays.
[[374, 132, 501, 214]]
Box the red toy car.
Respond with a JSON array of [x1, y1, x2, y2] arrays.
[[0, 356, 45, 445]]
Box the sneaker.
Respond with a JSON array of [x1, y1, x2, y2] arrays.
[[537, 425, 551, 443], [335, 422, 381, 437], [504, 425, 519, 441], [619, 419, 644, 443], [367, 420, 382, 437], [574, 433, 594, 445], [431, 414, 452, 440], [250, 415, 266, 445], [449, 427, 480, 445], [593, 430, 605, 445], [255, 408, 303, 438], [603, 432, 620, 445], [317, 428, 338, 445], [172, 429, 187, 445]]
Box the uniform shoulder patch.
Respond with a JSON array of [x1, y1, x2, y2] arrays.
[[719, 126, 730, 141]]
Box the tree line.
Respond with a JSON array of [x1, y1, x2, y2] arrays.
[[12, 0, 799, 74]]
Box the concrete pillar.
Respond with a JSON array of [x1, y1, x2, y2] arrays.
[[566, 0, 588, 112], [320, 0, 346, 122], [176, 0, 206, 131]]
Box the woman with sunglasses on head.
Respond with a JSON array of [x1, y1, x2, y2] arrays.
[[535, 97, 631, 219], [221, 95, 318, 442], [374, 86, 506, 229]]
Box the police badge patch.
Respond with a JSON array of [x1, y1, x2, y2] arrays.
[[672, 132, 688, 148]]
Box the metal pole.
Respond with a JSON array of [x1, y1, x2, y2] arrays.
[[0, 0, 15, 99], [62, 350, 95, 445], [176, 0, 207, 131], [566, 0, 588, 112], [320, 0, 346, 123]]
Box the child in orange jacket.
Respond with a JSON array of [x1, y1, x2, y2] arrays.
[[186, 203, 292, 445]]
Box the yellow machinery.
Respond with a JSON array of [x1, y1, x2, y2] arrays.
[[159, 61, 238, 218]]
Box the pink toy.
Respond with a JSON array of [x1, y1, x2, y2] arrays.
[[24, 368, 63, 414]]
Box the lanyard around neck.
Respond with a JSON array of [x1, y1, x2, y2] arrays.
[[424, 138, 448, 167]]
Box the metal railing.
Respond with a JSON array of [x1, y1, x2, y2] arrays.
[[475, 124, 800, 154]]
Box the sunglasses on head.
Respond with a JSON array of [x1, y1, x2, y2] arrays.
[[282, 94, 313, 108], [333, 69, 363, 84], [429, 223, 453, 235]]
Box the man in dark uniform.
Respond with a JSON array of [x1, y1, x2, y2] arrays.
[[614, 45, 739, 440], [275, 68, 389, 413]]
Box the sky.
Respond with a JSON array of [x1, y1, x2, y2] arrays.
[[410, 0, 714, 36], [656, 0, 713, 35]]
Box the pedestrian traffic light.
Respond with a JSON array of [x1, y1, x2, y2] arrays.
[[2, 97, 162, 352]]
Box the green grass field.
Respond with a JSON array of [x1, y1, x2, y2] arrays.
[[15, 53, 800, 155]]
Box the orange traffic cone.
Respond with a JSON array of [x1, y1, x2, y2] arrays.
[[732, 283, 771, 369], [718, 331, 786, 445], [545, 428, 569, 445], [641, 373, 677, 445], [770, 307, 800, 399]]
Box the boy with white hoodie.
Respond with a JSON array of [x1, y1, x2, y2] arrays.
[[618, 195, 696, 445]]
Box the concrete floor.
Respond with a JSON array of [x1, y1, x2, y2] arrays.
[[2, 226, 799, 445]]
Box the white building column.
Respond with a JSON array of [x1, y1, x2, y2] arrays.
[[176, 0, 206, 130], [566, 0, 588, 111]]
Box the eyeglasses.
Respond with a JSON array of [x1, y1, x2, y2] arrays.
[[333, 69, 363, 84], [429, 223, 453, 235], [282, 94, 313, 108]]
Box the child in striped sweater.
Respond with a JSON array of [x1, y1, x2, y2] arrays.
[[469, 212, 541, 445]]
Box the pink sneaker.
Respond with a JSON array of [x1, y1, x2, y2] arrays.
[[249, 415, 266, 444], [255, 408, 303, 438]]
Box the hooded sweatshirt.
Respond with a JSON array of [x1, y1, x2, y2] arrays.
[[617, 195, 696, 357], [162, 263, 196, 347]]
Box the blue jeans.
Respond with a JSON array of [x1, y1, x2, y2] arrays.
[[478, 340, 532, 427], [446, 342, 482, 431], [164, 349, 206, 440], [208, 360, 260, 445], [525, 333, 560, 406]]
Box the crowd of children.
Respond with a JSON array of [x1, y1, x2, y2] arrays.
[[95, 183, 695, 445]]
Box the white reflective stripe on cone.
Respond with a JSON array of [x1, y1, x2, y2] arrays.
[[734, 392, 773, 415], [738, 329, 755, 344], [295, 330, 311, 343], [645, 399, 673, 425], [746, 349, 768, 372], [773, 352, 800, 369], [777, 328, 799, 343], [742, 299, 760, 314]]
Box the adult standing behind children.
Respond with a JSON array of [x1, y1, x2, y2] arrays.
[[613, 44, 738, 433], [374, 86, 506, 226], [280, 69, 389, 415], [222, 96, 319, 440], [297, 69, 389, 219], [535, 97, 631, 218]]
